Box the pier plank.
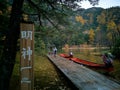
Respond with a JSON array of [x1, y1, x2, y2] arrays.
[[47, 55, 120, 90]]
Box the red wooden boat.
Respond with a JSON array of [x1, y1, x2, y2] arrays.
[[59, 54, 114, 72], [59, 54, 71, 58]]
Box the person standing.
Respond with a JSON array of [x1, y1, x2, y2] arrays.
[[69, 50, 73, 58], [102, 53, 113, 67], [53, 47, 57, 57]]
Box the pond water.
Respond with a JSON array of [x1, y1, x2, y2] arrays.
[[63, 48, 106, 64]]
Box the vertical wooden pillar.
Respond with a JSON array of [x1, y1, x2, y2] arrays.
[[20, 23, 34, 90]]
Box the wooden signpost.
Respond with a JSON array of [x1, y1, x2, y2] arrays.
[[20, 23, 34, 90]]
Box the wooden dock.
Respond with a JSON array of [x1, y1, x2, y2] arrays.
[[47, 55, 120, 90]]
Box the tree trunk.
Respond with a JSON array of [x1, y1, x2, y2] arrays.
[[0, 0, 24, 90]]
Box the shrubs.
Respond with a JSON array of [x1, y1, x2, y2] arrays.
[[112, 37, 120, 59]]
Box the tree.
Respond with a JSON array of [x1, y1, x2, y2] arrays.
[[0, 0, 9, 58], [89, 28, 95, 44], [107, 20, 117, 45], [0, 0, 24, 90], [97, 12, 106, 25], [75, 15, 86, 25]]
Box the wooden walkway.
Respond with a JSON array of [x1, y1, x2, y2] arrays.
[[47, 55, 120, 90]]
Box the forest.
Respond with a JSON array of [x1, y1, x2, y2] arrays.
[[34, 7, 120, 58], [0, 0, 120, 90]]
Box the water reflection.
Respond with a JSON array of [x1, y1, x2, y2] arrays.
[[63, 48, 106, 64]]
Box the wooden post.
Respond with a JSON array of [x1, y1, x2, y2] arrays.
[[20, 22, 34, 90]]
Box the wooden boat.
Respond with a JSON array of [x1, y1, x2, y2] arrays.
[[59, 54, 114, 72], [59, 53, 71, 58]]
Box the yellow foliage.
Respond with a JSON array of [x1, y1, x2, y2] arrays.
[[75, 16, 86, 25], [107, 32, 112, 40], [89, 29, 95, 43], [64, 44, 69, 49], [96, 26, 100, 31], [97, 13, 106, 24], [107, 20, 116, 30]]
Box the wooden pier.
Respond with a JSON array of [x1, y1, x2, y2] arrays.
[[47, 55, 120, 90]]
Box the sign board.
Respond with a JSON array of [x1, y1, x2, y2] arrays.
[[20, 23, 34, 90]]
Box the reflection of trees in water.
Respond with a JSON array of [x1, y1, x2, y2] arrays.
[[63, 48, 104, 64], [79, 49, 101, 63]]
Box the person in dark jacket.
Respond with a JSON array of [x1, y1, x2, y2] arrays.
[[102, 53, 113, 67]]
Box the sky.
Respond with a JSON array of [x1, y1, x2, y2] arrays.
[[79, 0, 120, 9]]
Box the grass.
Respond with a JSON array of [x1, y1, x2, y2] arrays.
[[9, 53, 73, 90], [110, 60, 120, 81], [9, 53, 20, 90], [34, 55, 73, 90]]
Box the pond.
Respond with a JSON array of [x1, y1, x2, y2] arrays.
[[63, 48, 105, 64]]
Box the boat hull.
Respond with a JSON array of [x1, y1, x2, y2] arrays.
[[59, 54, 114, 72]]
